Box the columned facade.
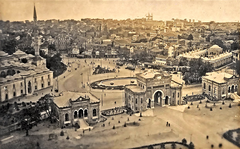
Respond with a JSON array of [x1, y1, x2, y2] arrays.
[[125, 70, 183, 113]]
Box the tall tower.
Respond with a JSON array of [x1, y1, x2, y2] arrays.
[[33, 4, 39, 56]]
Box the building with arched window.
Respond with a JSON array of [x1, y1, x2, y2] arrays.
[[0, 5, 53, 103], [125, 69, 183, 113], [202, 72, 239, 100], [51, 91, 100, 128]]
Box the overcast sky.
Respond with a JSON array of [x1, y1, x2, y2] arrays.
[[1, 0, 240, 22]]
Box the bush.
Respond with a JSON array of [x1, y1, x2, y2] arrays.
[[199, 100, 202, 104], [191, 102, 193, 105], [133, 121, 136, 125], [220, 107, 222, 110], [229, 103, 232, 108], [113, 125, 115, 129], [66, 136, 69, 140], [210, 107, 212, 111], [219, 143, 222, 148], [182, 138, 187, 144], [206, 135, 209, 139], [222, 101, 225, 105], [89, 128, 91, 131], [188, 106, 190, 109], [189, 142, 195, 149], [211, 144, 214, 148], [102, 124, 105, 127], [60, 131, 64, 136], [124, 123, 127, 127]]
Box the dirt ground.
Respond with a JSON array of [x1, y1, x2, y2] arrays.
[[1, 100, 239, 149]]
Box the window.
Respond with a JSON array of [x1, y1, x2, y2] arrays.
[[65, 113, 69, 121], [93, 109, 97, 117], [141, 98, 143, 104], [203, 83, 206, 89], [13, 92, 16, 97], [209, 85, 211, 91], [41, 76, 43, 80], [143, 86, 144, 89], [84, 109, 88, 117], [21, 82, 23, 87], [48, 75, 50, 79], [173, 93, 175, 98], [21, 90, 23, 94], [35, 86, 37, 90], [178, 92, 180, 98], [228, 86, 231, 93], [13, 84, 15, 89], [214, 87, 216, 94], [74, 111, 78, 119], [42, 83, 44, 88], [35, 78, 37, 82], [136, 98, 137, 104], [135, 107, 137, 111], [5, 94, 8, 100], [48, 81, 50, 86]]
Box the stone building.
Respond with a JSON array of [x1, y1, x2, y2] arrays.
[[52, 91, 100, 128], [202, 72, 239, 100], [124, 70, 183, 113], [0, 6, 53, 102], [0, 50, 53, 102]]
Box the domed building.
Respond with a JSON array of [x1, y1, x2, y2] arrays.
[[0, 5, 53, 103], [124, 69, 183, 113]]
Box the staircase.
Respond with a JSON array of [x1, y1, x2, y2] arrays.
[[230, 93, 240, 102], [78, 119, 92, 130]]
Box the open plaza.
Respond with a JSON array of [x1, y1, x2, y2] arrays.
[[1, 56, 240, 149]]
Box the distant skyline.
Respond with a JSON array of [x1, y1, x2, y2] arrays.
[[1, 0, 240, 22]]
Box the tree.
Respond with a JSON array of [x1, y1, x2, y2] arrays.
[[182, 138, 187, 144], [2, 39, 17, 54], [179, 57, 188, 66], [188, 34, 193, 40], [211, 39, 227, 51], [189, 142, 195, 149], [236, 59, 240, 76]]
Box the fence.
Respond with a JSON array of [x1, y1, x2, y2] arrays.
[[101, 106, 126, 116], [0, 123, 21, 136], [183, 94, 205, 102]]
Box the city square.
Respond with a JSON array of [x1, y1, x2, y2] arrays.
[[0, 1, 240, 149]]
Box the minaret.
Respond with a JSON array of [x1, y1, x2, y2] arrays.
[[33, 4, 37, 25], [33, 4, 39, 56]]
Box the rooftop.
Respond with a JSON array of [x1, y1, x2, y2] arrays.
[[53, 91, 99, 108], [203, 72, 236, 84], [125, 85, 145, 93]]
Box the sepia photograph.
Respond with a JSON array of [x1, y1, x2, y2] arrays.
[[0, 0, 240, 148]]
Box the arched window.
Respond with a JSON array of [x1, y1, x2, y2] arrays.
[[74, 111, 78, 119], [228, 86, 231, 93], [141, 98, 143, 104], [0, 71, 6, 77], [84, 109, 88, 117], [203, 83, 206, 89], [93, 109, 97, 117], [136, 98, 137, 104], [28, 81, 32, 93], [209, 85, 211, 91], [65, 113, 69, 121], [235, 85, 238, 92], [79, 109, 83, 118], [13, 92, 16, 97]]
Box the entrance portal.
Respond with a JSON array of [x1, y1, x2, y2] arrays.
[[147, 99, 151, 108], [154, 91, 162, 104], [165, 96, 169, 105]]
